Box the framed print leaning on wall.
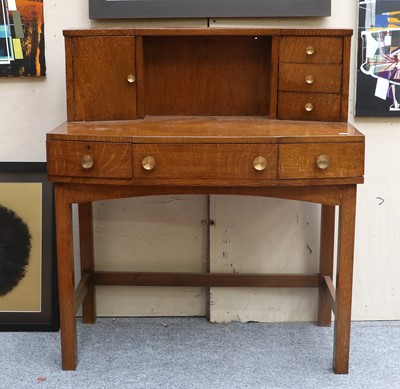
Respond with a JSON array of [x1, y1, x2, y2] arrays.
[[0, 162, 58, 331], [356, 0, 400, 116], [89, 0, 331, 19], [0, 0, 45, 77]]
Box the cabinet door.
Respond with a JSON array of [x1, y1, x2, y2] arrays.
[[70, 36, 137, 121]]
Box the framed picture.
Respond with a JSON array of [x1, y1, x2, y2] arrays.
[[355, 0, 400, 116], [0, 162, 58, 331], [0, 0, 46, 77], [89, 0, 331, 19]]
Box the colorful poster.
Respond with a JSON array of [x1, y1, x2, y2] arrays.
[[0, 0, 45, 77], [356, 0, 400, 116]]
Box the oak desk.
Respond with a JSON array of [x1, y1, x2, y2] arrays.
[[46, 28, 365, 374]]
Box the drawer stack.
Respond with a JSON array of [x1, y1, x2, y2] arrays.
[[277, 36, 344, 121]]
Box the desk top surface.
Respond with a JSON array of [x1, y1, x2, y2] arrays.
[[47, 117, 364, 144], [63, 28, 353, 37]]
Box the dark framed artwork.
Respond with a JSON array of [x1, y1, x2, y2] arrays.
[[356, 0, 400, 116], [0, 0, 46, 77], [89, 0, 331, 19], [0, 162, 58, 331]]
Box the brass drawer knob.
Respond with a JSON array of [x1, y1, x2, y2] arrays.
[[306, 46, 315, 55], [305, 102, 314, 112], [127, 74, 136, 83], [317, 155, 330, 170], [142, 156, 156, 171], [253, 156, 267, 171], [80, 155, 94, 169], [305, 75, 314, 84]]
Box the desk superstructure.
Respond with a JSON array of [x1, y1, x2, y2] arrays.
[[46, 28, 364, 373]]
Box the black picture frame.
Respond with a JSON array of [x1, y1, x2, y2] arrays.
[[0, 162, 59, 331], [89, 0, 331, 19]]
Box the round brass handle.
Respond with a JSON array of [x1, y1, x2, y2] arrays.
[[317, 155, 330, 170], [81, 155, 94, 169], [253, 156, 267, 171], [306, 46, 315, 55], [305, 75, 314, 84], [127, 74, 136, 83], [305, 102, 314, 112], [142, 156, 156, 171]]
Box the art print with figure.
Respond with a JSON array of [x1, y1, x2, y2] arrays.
[[356, 0, 400, 116], [0, 163, 58, 331], [0, 0, 45, 77], [0, 182, 41, 312]]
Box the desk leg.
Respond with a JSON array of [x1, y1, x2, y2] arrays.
[[333, 186, 357, 374], [78, 203, 96, 324], [54, 186, 77, 370], [318, 205, 335, 327]]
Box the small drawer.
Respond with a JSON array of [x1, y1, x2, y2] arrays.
[[47, 140, 132, 178], [278, 92, 341, 121], [279, 63, 342, 93], [279, 37, 343, 64], [133, 144, 278, 180], [279, 143, 365, 179]]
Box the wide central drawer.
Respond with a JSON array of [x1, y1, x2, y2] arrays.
[[133, 144, 278, 180]]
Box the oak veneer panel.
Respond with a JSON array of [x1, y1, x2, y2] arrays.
[[279, 37, 343, 64], [47, 118, 365, 144], [47, 140, 132, 179], [318, 205, 336, 326], [280, 29, 352, 37], [133, 144, 278, 180], [279, 63, 342, 93], [340, 35, 351, 122], [65, 37, 74, 122], [71, 36, 137, 121], [278, 92, 341, 122], [78, 203, 96, 324], [64, 29, 136, 37], [333, 186, 357, 374], [279, 143, 365, 179], [135, 28, 280, 37], [269, 36, 280, 119], [63, 29, 353, 38], [143, 36, 271, 116], [135, 36, 145, 119], [94, 271, 320, 288]]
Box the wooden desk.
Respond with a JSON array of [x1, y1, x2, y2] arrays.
[[46, 28, 365, 374]]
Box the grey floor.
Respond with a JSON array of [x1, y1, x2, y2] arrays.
[[1, 318, 399, 389]]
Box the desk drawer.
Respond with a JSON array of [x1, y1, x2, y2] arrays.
[[279, 37, 343, 64], [279, 143, 365, 179], [278, 92, 341, 121], [47, 140, 132, 178], [133, 144, 278, 180], [279, 63, 342, 93]]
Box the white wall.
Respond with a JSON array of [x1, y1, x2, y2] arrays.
[[2, 0, 399, 321]]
